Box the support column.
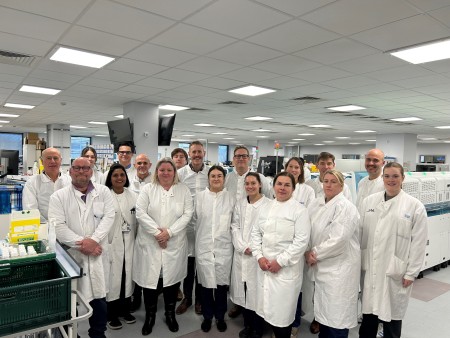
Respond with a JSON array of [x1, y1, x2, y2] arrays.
[[123, 101, 159, 168], [376, 133, 417, 171], [47, 124, 71, 170]]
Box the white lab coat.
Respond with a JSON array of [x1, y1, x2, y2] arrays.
[[178, 164, 210, 256], [306, 177, 353, 202], [356, 175, 384, 210], [195, 188, 235, 288], [360, 190, 428, 321], [133, 182, 193, 289], [230, 195, 271, 310], [91, 169, 103, 184], [293, 183, 315, 207], [48, 183, 115, 302], [129, 172, 152, 194], [308, 193, 361, 329], [225, 168, 273, 201], [106, 188, 137, 301], [102, 165, 136, 185], [23, 172, 71, 222], [251, 198, 311, 327]]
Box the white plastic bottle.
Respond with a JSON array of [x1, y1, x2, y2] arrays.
[[48, 219, 57, 252]]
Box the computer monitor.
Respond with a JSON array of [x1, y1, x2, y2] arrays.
[[107, 118, 134, 152], [158, 114, 176, 146], [0, 150, 19, 175], [257, 156, 284, 177]]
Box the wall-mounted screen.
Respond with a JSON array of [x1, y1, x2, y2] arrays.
[[158, 114, 176, 146], [107, 118, 134, 152]]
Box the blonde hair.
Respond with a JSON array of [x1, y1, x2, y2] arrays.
[[323, 169, 344, 187], [153, 157, 179, 185]]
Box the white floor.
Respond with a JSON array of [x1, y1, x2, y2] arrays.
[[76, 267, 450, 338]]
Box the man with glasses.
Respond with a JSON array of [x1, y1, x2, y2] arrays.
[[102, 142, 136, 184], [176, 141, 209, 316], [49, 157, 115, 338], [23, 147, 71, 222]]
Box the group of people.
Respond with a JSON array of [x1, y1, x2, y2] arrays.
[[22, 143, 428, 338]]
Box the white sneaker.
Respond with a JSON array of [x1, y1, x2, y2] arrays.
[[376, 323, 384, 337]]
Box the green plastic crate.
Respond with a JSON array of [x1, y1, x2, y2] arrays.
[[0, 259, 71, 336]]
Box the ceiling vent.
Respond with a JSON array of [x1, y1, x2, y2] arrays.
[[0, 49, 37, 67], [219, 101, 246, 105], [291, 96, 323, 103]]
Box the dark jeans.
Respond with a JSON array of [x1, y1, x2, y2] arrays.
[[359, 314, 402, 338], [107, 258, 131, 320], [319, 323, 349, 338], [183, 256, 201, 303], [244, 309, 265, 336], [272, 324, 292, 338], [200, 284, 228, 320], [143, 279, 180, 313], [292, 292, 302, 327], [88, 298, 107, 338]]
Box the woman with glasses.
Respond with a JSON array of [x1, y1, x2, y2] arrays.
[[359, 162, 427, 338], [195, 165, 235, 333], [81, 146, 104, 184], [251, 172, 311, 338], [305, 169, 360, 338], [133, 158, 193, 335], [104, 163, 137, 330]]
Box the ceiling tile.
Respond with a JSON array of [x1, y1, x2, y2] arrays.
[[91, 69, 146, 83], [252, 55, 321, 76], [119, 85, 164, 95], [333, 53, 406, 73], [125, 43, 196, 67], [153, 69, 210, 83], [185, 0, 290, 39], [290, 66, 352, 82], [389, 74, 450, 89], [78, 78, 127, 90], [365, 65, 434, 82], [135, 77, 184, 90], [428, 5, 450, 28], [254, 0, 336, 17], [105, 58, 167, 76], [77, 0, 175, 41], [248, 19, 340, 53], [177, 57, 242, 76], [220, 68, 279, 83], [323, 76, 381, 89], [406, 0, 450, 12], [258, 76, 310, 90], [0, 31, 53, 57], [174, 84, 219, 95]]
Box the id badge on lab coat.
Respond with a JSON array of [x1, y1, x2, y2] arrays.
[[121, 220, 131, 233]]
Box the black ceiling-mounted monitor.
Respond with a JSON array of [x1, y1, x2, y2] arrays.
[[0, 150, 19, 175], [107, 118, 134, 152], [159, 114, 176, 146]]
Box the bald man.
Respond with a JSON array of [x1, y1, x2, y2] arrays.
[[129, 153, 152, 193], [22, 147, 71, 222], [356, 148, 386, 210]]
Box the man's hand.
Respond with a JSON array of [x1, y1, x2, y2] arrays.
[[155, 228, 170, 248], [305, 250, 317, 266], [258, 257, 270, 271], [76, 238, 102, 256], [268, 259, 281, 273], [402, 278, 413, 288], [244, 248, 252, 256]]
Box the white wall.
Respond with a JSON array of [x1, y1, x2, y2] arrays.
[[300, 144, 372, 160], [417, 144, 450, 164]]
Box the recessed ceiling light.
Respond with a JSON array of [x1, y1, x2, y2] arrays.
[[288, 142, 299, 144], [390, 117, 422, 122], [435, 126, 450, 129], [327, 105, 366, 111], [194, 123, 215, 127], [420, 137, 437, 141], [231, 141, 240, 143], [19, 85, 61, 95], [0, 120, 11, 123], [252, 129, 271, 132], [4, 103, 35, 109], [444, 141, 450, 143], [0, 125, 3, 128], [256, 135, 269, 138], [365, 139, 376, 142], [212, 132, 228, 135], [308, 125, 331, 128], [349, 142, 361, 145], [70, 125, 87, 129], [298, 133, 315, 136], [182, 134, 195, 137], [114, 114, 124, 119], [390, 38, 450, 64], [95, 134, 108, 137], [244, 116, 273, 121], [223, 137, 235, 140], [292, 138, 305, 141], [335, 136, 350, 139], [159, 104, 189, 111], [314, 144, 324, 146], [88, 121, 107, 125], [323, 141, 335, 143], [229, 85, 276, 97], [0, 113, 19, 118], [50, 46, 114, 68], [162, 113, 175, 117], [354, 130, 376, 133], [208, 141, 218, 144]]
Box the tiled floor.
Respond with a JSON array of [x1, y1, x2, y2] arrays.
[[76, 266, 450, 338]]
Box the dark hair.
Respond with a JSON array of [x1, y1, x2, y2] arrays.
[[81, 146, 97, 161], [273, 171, 296, 190], [208, 165, 227, 178], [171, 148, 188, 161], [285, 157, 305, 184], [245, 172, 262, 193], [317, 151, 335, 164], [234, 145, 249, 156], [117, 141, 135, 153], [383, 162, 404, 177], [105, 163, 130, 189]]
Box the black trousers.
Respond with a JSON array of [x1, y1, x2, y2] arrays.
[[359, 314, 402, 338], [182, 256, 201, 303], [271, 323, 292, 338], [142, 279, 180, 313], [200, 284, 228, 320], [107, 258, 131, 320], [88, 298, 107, 338]]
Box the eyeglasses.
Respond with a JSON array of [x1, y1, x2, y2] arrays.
[[118, 151, 132, 155], [71, 166, 91, 172], [234, 154, 250, 159]]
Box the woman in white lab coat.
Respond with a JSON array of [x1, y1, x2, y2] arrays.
[[285, 157, 315, 207], [251, 172, 311, 338], [305, 169, 360, 338], [133, 158, 193, 336], [81, 146, 103, 184], [359, 162, 427, 338], [230, 172, 271, 338], [195, 165, 235, 333], [104, 163, 137, 330]]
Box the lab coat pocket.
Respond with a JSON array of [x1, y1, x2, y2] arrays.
[[386, 255, 406, 281], [219, 214, 231, 233], [93, 202, 105, 226], [276, 219, 294, 242], [175, 202, 183, 218]]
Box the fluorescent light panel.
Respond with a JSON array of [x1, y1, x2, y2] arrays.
[[244, 116, 273, 121], [223, 137, 235, 140], [323, 141, 335, 143], [327, 105, 366, 111], [194, 123, 215, 127], [314, 144, 324, 146], [435, 126, 450, 129], [390, 39, 450, 64], [212, 132, 227, 135], [50, 47, 114, 68], [335, 136, 350, 139], [20, 85, 61, 95], [354, 130, 376, 133], [159, 105, 189, 111], [229, 85, 276, 97], [299, 133, 315, 136], [252, 129, 271, 132], [95, 134, 108, 137], [182, 134, 195, 137], [349, 142, 360, 145], [4, 103, 35, 109], [114, 114, 124, 119], [70, 125, 87, 129], [88, 121, 107, 125], [390, 117, 422, 122], [365, 140, 376, 142], [0, 113, 19, 118], [308, 125, 330, 128], [292, 138, 305, 141], [0, 120, 11, 123]]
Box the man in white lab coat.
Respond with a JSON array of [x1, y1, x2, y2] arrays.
[[356, 148, 385, 210], [176, 141, 210, 315], [48, 157, 115, 338], [129, 153, 152, 194], [102, 142, 136, 184], [22, 147, 71, 222]]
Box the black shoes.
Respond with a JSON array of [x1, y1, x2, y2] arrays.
[[141, 314, 156, 336], [201, 319, 212, 332], [165, 311, 179, 332], [216, 319, 227, 332], [120, 313, 136, 324], [107, 318, 122, 330], [239, 326, 253, 338]]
